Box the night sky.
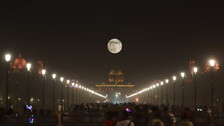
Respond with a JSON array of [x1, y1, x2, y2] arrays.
[[1, 1, 224, 88]]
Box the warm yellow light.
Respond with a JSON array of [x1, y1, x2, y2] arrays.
[[193, 67, 198, 74], [181, 72, 185, 78], [72, 82, 75, 87], [30, 98, 34, 102], [165, 79, 169, 84], [160, 81, 164, 86], [136, 97, 139, 102], [5, 54, 11, 62], [52, 74, 57, 79], [173, 76, 177, 81], [26, 63, 32, 71], [67, 80, 70, 84], [60, 77, 64, 82], [42, 69, 46, 76], [209, 59, 215, 67]]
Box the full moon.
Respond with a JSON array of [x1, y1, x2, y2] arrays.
[[107, 38, 122, 54]]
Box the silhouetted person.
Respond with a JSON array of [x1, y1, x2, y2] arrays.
[[147, 111, 164, 126], [176, 108, 193, 126], [116, 110, 134, 126], [161, 107, 176, 126], [104, 111, 116, 126]]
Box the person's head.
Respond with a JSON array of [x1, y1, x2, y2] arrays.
[[151, 106, 159, 112], [163, 107, 169, 112], [154, 111, 161, 119], [112, 111, 118, 118], [122, 110, 130, 120], [181, 107, 191, 119], [106, 111, 112, 119]]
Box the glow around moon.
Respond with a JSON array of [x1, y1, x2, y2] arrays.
[[107, 39, 122, 54]]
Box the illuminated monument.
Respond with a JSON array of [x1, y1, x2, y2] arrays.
[[96, 67, 135, 103]]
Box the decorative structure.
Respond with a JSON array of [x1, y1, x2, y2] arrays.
[[13, 53, 27, 72], [38, 60, 44, 75], [96, 67, 134, 103]]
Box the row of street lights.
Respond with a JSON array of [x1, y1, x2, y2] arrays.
[[126, 59, 216, 126], [3, 53, 107, 111]]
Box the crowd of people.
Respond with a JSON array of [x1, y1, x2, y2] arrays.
[[103, 104, 193, 126], [69, 103, 211, 126], [0, 102, 216, 126]]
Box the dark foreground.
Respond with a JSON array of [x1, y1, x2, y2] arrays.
[[0, 103, 224, 126]]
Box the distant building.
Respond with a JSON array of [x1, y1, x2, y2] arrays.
[[12, 53, 27, 73], [96, 67, 134, 103]]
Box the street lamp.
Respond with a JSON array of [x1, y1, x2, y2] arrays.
[[66, 80, 70, 111], [193, 67, 198, 110], [165, 79, 169, 105], [26, 63, 32, 106], [209, 59, 215, 67], [72, 83, 75, 105], [156, 83, 159, 105], [5, 54, 11, 110], [60, 77, 64, 112], [79, 85, 82, 104], [209, 59, 215, 126], [81, 86, 85, 103], [81, 86, 84, 103], [160, 81, 164, 105], [180, 72, 185, 108], [42, 69, 46, 107], [172, 76, 177, 106], [153, 85, 156, 104], [5, 54, 11, 62], [52, 73, 57, 109], [75, 84, 78, 104], [149, 86, 152, 104]]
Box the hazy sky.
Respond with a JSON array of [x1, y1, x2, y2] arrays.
[[1, 1, 224, 88]]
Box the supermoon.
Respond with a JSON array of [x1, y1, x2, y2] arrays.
[[107, 39, 122, 54]]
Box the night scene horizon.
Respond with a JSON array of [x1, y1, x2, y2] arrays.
[[0, 1, 224, 126]]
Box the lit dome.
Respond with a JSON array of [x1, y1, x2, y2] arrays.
[[13, 53, 27, 72]]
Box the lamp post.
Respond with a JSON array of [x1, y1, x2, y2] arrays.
[[181, 72, 185, 108], [156, 83, 159, 105], [79, 85, 82, 104], [41, 69, 46, 107], [26, 63, 31, 106], [72, 83, 75, 105], [84, 88, 87, 103], [5, 54, 11, 110], [172, 76, 177, 106], [60, 77, 64, 112], [52, 74, 57, 109], [147, 88, 150, 104], [209, 59, 215, 126], [81, 86, 84, 103], [66, 80, 70, 111], [75, 84, 78, 104], [150, 86, 153, 104], [153, 85, 156, 104], [160, 81, 164, 105], [193, 67, 198, 110], [165, 79, 169, 106]]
